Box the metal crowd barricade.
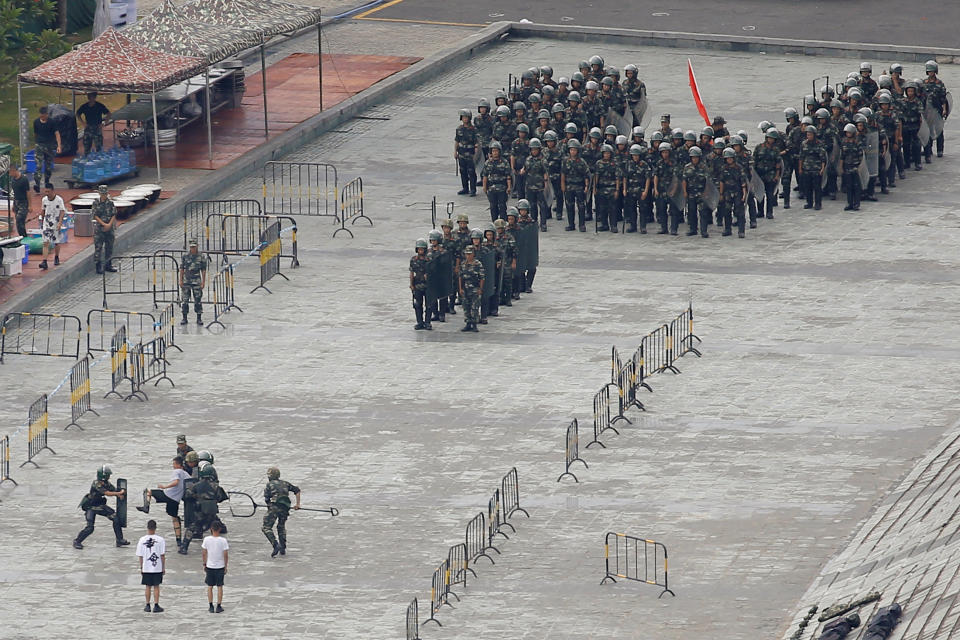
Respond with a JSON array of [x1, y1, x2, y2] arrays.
[[66, 358, 99, 431], [632, 345, 654, 394], [465, 511, 494, 566], [557, 418, 588, 483], [424, 558, 453, 627], [85, 309, 157, 358], [501, 466, 530, 524], [105, 325, 129, 400], [1, 434, 17, 486], [406, 598, 421, 640], [600, 532, 675, 598], [486, 489, 506, 553], [334, 176, 372, 238], [251, 220, 289, 294], [641, 323, 679, 375], [126, 337, 175, 401], [670, 303, 703, 360], [207, 264, 243, 332], [184, 199, 262, 255], [102, 254, 180, 309], [126, 342, 148, 402], [611, 345, 622, 385], [0, 312, 82, 364], [157, 303, 183, 355], [615, 359, 644, 418], [447, 541, 473, 590], [220, 214, 299, 268], [21, 394, 55, 467], [588, 384, 620, 449], [263, 161, 338, 218]]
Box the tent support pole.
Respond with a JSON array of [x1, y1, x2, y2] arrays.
[[205, 66, 213, 166], [16, 81, 23, 166], [317, 17, 323, 113], [151, 91, 162, 184], [260, 44, 268, 137]]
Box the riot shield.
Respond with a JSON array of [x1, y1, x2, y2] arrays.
[[528, 222, 539, 269], [513, 226, 529, 275], [857, 157, 869, 192], [703, 180, 720, 211], [630, 88, 649, 128], [668, 175, 686, 212], [544, 178, 554, 207], [918, 116, 931, 146], [116, 477, 128, 528], [473, 147, 485, 174], [606, 107, 632, 137], [820, 168, 829, 190], [865, 131, 879, 177], [749, 170, 765, 198], [181, 477, 198, 529], [479, 246, 496, 299], [925, 103, 945, 140], [947, 92, 954, 119]]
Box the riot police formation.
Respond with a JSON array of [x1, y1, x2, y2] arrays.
[[453, 58, 950, 237]]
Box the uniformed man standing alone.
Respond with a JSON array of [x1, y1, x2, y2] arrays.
[[180, 239, 207, 326], [73, 464, 129, 549], [92, 185, 118, 274], [454, 109, 478, 196], [262, 467, 301, 558]]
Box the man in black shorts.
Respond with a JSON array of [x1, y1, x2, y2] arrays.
[[137, 456, 191, 547], [136, 520, 166, 612], [201, 521, 228, 613]]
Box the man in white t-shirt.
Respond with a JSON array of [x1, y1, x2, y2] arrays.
[[136, 519, 166, 613], [201, 521, 228, 613], [137, 455, 193, 547], [38, 185, 67, 270]]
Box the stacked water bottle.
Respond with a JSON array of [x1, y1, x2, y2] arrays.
[[71, 146, 137, 185]]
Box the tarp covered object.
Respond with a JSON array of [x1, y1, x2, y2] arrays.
[[19, 28, 206, 93], [178, 0, 323, 38], [124, 0, 260, 64]]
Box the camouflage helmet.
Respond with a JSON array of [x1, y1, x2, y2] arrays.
[[844, 77, 858, 88], [540, 65, 553, 76], [843, 123, 857, 134], [858, 107, 873, 118], [615, 135, 628, 146], [878, 74, 892, 88], [830, 99, 844, 108], [541, 85, 555, 97], [517, 198, 531, 210], [589, 127, 602, 139], [606, 66, 619, 78], [683, 130, 696, 142], [521, 69, 535, 80], [903, 80, 919, 91], [459, 108, 471, 119], [650, 131, 664, 142], [571, 71, 584, 83], [97, 464, 112, 480], [557, 77, 569, 86], [493, 219, 507, 229], [506, 207, 519, 219], [567, 91, 581, 102], [551, 103, 565, 115], [878, 94, 893, 104], [629, 144, 644, 155], [764, 129, 780, 140], [800, 116, 814, 126], [671, 127, 683, 139], [428, 229, 442, 242], [490, 140, 502, 151], [463, 246, 475, 255], [199, 464, 216, 479], [564, 123, 579, 134], [658, 142, 672, 152], [584, 80, 599, 92], [890, 62, 903, 74], [815, 108, 830, 119], [567, 138, 582, 149], [729, 135, 743, 146], [820, 84, 835, 96], [701, 126, 714, 137], [197, 450, 214, 464], [632, 126, 645, 137], [804, 94, 817, 106], [185, 451, 199, 464], [529, 93, 541, 103], [688, 146, 702, 157], [529, 138, 542, 149], [804, 125, 817, 134], [578, 60, 590, 70], [600, 143, 614, 155], [722, 147, 736, 158], [470, 228, 483, 239], [589, 54, 604, 67], [624, 63, 638, 74], [456, 213, 469, 223], [604, 125, 618, 136], [267, 467, 280, 480], [495, 105, 510, 117], [543, 130, 558, 142], [848, 87, 863, 98], [494, 89, 507, 100], [600, 76, 614, 87], [860, 62, 872, 72], [516, 123, 530, 134], [484, 222, 496, 235], [537, 109, 550, 119], [440, 218, 453, 228], [847, 71, 860, 80], [784, 107, 799, 119], [853, 113, 867, 124], [176, 434, 187, 444], [713, 138, 726, 149], [757, 120, 772, 131], [513, 101, 526, 112], [478, 97, 490, 110]]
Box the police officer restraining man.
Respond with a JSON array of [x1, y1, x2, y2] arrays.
[[262, 467, 301, 558], [180, 239, 207, 326], [73, 464, 129, 549]]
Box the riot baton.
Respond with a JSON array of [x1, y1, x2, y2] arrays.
[[226, 491, 339, 517]]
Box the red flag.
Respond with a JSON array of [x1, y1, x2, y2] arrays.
[[688, 58, 711, 126]]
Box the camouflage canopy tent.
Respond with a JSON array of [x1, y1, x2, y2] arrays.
[[18, 28, 208, 182], [123, 0, 261, 163]]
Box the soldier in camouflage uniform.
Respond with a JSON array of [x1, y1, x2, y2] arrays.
[[475, 99, 494, 159], [798, 126, 827, 210], [494, 219, 517, 306], [179, 463, 221, 554], [262, 467, 301, 557], [682, 146, 711, 237], [753, 130, 783, 218], [522, 138, 549, 230], [481, 141, 512, 222], [561, 139, 590, 232], [73, 464, 129, 549], [409, 238, 431, 330], [593, 144, 621, 232], [544, 131, 564, 221], [652, 142, 679, 235], [923, 61, 949, 160], [781, 108, 803, 209], [718, 148, 748, 238], [458, 246, 484, 332], [427, 230, 449, 323], [92, 185, 118, 274], [510, 124, 531, 199], [492, 105, 517, 150], [482, 225, 501, 318], [900, 81, 924, 171], [455, 109, 479, 196], [622, 143, 651, 233], [77, 92, 111, 155], [815, 108, 840, 199], [876, 94, 902, 189], [440, 219, 459, 316], [180, 239, 208, 326], [840, 123, 864, 211]]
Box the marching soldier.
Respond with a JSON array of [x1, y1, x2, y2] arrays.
[[900, 81, 924, 171], [73, 464, 129, 549], [544, 131, 564, 221], [180, 239, 207, 326], [454, 109, 478, 196], [511, 124, 531, 199], [682, 146, 710, 237], [409, 238, 431, 331], [262, 467, 301, 558], [458, 246, 484, 332], [92, 185, 118, 274]]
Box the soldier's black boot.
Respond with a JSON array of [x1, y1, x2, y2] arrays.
[[114, 519, 129, 546], [271, 542, 281, 558], [95, 261, 103, 275], [783, 192, 791, 209], [73, 539, 83, 549], [105, 262, 118, 273], [196, 314, 203, 326], [179, 538, 190, 554], [180, 309, 188, 326], [460, 323, 471, 332]]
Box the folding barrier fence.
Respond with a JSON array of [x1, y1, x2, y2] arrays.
[[251, 220, 289, 294], [632, 345, 654, 394], [157, 303, 183, 356], [600, 532, 675, 598], [334, 176, 372, 238], [558, 418, 588, 483], [447, 542, 472, 591], [615, 359, 644, 416], [1, 434, 16, 486], [485, 489, 505, 555], [184, 199, 262, 254], [641, 323, 678, 375], [220, 214, 299, 268], [207, 264, 243, 332], [126, 341, 148, 402], [126, 337, 175, 401], [102, 254, 180, 309], [105, 325, 129, 400], [501, 467, 530, 523], [670, 303, 702, 360], [406, 598, 420, 640], [0, 312, 82, 364], [85, 309, 156, 358], [465, 511, 494, 566], [425, 558, 453, 627], [263, 161, 338, 217], [588, 383, 619, 449], [611, 345, 622, 386], [66, 358, 98, 431], [22, 394, 55, 467]]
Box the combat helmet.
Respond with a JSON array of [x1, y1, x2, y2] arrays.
[[97, 464, 112, 480]]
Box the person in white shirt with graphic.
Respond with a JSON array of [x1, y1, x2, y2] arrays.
[[38, 185, 67, 270], [136, 519, 166, 613]]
